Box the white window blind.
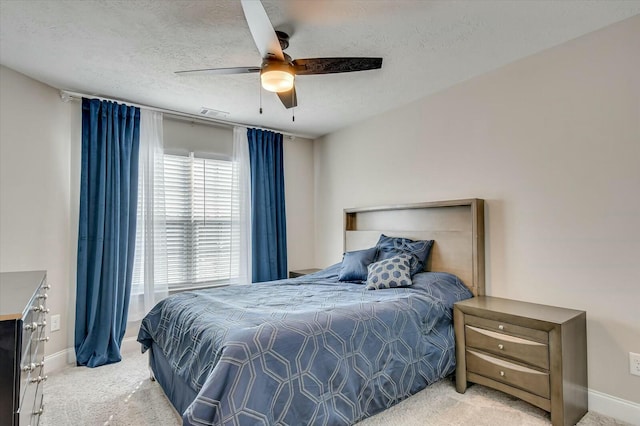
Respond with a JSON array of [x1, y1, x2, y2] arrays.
[[163, 152, 237, 290]]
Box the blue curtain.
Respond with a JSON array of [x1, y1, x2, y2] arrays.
[[75, 98, 140, 367], [247, 128, 287, 282]]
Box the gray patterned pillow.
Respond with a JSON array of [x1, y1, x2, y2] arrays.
[[365, 254, 413, 290]]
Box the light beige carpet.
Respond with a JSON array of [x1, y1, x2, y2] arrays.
[[41, 349, 629, 426]]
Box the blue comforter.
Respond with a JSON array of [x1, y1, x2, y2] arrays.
[[137, 264, 472, 425]]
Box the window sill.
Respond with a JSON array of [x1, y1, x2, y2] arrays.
[[168, 282, 229, 295]]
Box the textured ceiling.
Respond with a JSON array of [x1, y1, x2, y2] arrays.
[[1, 0, 638, 138]]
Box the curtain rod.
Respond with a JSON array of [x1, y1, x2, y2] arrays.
[[59, 90, 306, 140]]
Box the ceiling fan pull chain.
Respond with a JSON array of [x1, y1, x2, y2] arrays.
[[259, 81, 263, 114]]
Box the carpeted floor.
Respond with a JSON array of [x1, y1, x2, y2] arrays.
[[41, 349, 629, 426]]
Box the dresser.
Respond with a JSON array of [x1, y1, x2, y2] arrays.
[[454, 296, 587, 426], [0, 271, 49, 426]]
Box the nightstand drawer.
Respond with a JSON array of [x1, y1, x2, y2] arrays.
[[465, 314, 548, 343], [466, 349, 550, 399], [465, 325, 549, 369]]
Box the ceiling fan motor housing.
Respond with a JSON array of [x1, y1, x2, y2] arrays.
[[260, 59, 295, 92]]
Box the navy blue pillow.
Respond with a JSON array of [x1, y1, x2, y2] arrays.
[[375, 234, 434, 276], [338, 246, 378, 282]]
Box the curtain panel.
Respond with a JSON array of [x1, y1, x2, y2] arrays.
[[75, 98, 140, 367], [247, 128, 287, 282], [232, 127, 252, 285], [129, 109, 168, 321]]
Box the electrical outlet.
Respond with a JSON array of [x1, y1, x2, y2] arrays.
[[51, 314, 61, 332], [630, 352, 640, 377]]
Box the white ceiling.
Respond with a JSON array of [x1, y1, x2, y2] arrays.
[[1, 1, 638, 138]]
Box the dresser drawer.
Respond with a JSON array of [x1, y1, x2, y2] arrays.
[[465, 315, 548, 343], [21, 310, 36, 364], [33, 380, 45, 425], [466, 349, 550, 399], [465, 325, 549, 370], [18, 371, 39, 425], [20, 364, 46, 420], [21, 317, 47, 369], [20, 355, 44, 404]]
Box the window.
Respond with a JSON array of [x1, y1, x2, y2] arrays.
[[132, 152, 240, 293], [164, 152, 238, 290]]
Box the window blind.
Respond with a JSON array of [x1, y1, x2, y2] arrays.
[[141, 152, 237, 291]]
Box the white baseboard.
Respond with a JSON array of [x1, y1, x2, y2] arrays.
[[45, 337, 142, 373], [44, 347, 75, 373], [589, 389, 640, 425]]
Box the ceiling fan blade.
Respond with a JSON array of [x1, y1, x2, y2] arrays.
[[293, 57, 382, 75], [276, 86, 298, 109], [175, 66, 261, 76], [276, 85, 297, 109], [241, 0, 284, 61]]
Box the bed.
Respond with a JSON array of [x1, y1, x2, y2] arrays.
[[137, 198, 485, 425]]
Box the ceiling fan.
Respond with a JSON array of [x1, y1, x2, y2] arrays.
[[175, 0, 383, 110]]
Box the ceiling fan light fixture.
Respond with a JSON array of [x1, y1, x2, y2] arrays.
[[260, 62, 294, 92]]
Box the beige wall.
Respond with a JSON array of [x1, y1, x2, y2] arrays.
[[284, 135, 315, 270], [314, 16, 640, 403], [0, 65, 73, 357], [163, 117, 233, 155], [0, 66, 316, 359]]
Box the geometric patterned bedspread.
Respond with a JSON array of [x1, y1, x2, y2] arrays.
[[137, 263, 473, 425]]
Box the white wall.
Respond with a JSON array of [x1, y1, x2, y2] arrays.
[[0, 65, 73, 358], [314, 15, 640, 405]]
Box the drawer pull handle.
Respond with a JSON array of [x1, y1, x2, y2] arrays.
[[28, 320, 47, 329], [498, 344, 504, 350], [43, 283, 51, 290], [33, 406, 44, 416], [37, 293, 48, 300], [498, 325, 504, 330], [22, 360, 44, 371], [39, 336, 50, 342], [32, 305, 50, 313], [29, 375, 48, 383], [500, 371, 505, 377]]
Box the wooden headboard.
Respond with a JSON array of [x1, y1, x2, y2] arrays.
[[344, 199, 485, 296]]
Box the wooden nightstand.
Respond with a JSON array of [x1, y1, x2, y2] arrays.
[[454, 296, 587, 426], [288, 268, 321, 278]]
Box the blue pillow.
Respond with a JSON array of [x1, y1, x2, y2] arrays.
[[365, 254, 412, 290], [338, 247, 378, 282], [375, 234, 434, 276]]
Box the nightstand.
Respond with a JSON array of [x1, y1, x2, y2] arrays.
[[454, 296, 587, 426], [288, 268, 321, 278]]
